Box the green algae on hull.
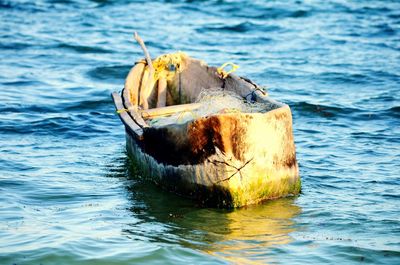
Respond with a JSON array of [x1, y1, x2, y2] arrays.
[[122, 102, 301, 208]]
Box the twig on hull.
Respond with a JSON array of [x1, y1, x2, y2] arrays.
[[213, 157, 254, 183]]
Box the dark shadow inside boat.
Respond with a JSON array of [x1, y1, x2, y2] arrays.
[[104, 152, 302, 262]]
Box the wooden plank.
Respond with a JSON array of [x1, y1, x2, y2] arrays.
[[111, 92, 144, 139], [140, 103, 202, 119], [124, 63, 145, 106], [122, 88, 149, 128], [156, 77, 167, 108]]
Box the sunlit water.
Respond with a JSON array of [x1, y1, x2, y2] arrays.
[[1, 0, 399, 264]]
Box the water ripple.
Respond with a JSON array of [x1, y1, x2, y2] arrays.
[[1, 0, 400, 264]]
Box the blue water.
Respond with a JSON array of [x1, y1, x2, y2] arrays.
[[1, 0, 399, 264]]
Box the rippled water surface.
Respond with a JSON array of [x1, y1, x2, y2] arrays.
[[1, 0, 400, 264]]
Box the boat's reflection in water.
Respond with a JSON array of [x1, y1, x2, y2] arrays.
[[115, 155, 301, 264], [203, 199, 300, 264]]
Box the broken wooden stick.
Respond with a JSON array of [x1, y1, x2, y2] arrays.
[[134, 32, 154, 109]]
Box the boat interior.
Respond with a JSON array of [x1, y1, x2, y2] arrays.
[[121, 52, 283, 127]]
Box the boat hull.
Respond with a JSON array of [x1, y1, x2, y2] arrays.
[[123, 105, 301, 208]]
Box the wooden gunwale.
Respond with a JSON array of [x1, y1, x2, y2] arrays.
[[111, 92, 143, 140]]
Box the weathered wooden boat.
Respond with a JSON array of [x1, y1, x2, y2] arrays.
[[112, 40, 300, 207]]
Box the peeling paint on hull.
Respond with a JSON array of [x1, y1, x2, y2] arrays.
[[123, 105, 301, 208]]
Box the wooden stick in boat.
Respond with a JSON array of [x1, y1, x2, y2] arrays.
[[134, 32, 154, 73], [140, 103, 202, 119], [134, 32, 154, 109], [157, 77, 167, 108]]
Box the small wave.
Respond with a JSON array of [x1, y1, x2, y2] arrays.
[[375, 110, 399, 121], [315, 72, 374, 85], [0, 159, 38, 172], [369, 23, 397, 37], [330, 244, 400, 263], [0, 179, 25, 187], [0, 1, 45, 12], [215, 2, 312, 20], [0, 98, 112, 114], [388, 13, 400, 19], [370, 106, 400, 119], [13, 116, 73, 134], [1, 113, 115, 138], [176, 4, 207, 14], [87, 65, 132, 82], [2, 80, 47, 87], [292, 101, 400, 121], [197, 22, 281, 34], [63, 98, 113, 112], [197, 22, 252, 33], [365, 179, 400, 186], [382, 193, 400, 199], [290, 101, 356, 118], [0, 42, 31, 50], [252, 8, 311, 20], [50, 0, 76, 4], [0, 1, 13, 9], [388, 106, 400, 113], [56, 43, 112, 54], [0, 104, 56, 114], [144, 40, 172, 50], [351, 131, 400, 142]]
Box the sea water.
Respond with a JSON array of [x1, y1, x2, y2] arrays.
[[1, 0, 399, 264]]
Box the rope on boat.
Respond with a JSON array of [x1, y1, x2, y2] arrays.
[[217, 62, 239, 79], [244, 87, 268, 103], [116, 106, 136, 114], [141, 52, 186, 105], [217, 62, 239, 89], [152, 52, 185, 81]]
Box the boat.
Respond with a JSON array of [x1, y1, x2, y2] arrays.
[[112, 36, 300, 207]]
